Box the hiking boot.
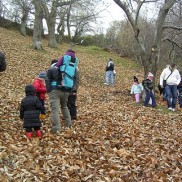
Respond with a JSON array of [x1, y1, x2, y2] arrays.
[[26, 132, 32, 139], [36, 130, 42, 138], [71, 116, 77, 120], [50, 129, 60, 134]]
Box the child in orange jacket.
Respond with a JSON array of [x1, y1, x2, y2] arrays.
[[33, 71, 47, 120]]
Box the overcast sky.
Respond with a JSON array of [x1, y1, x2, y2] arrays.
[[98, 0, 158, 31], [99, 1, 125, 28]]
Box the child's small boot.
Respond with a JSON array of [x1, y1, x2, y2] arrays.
[[26, 132, 32, 139], [36, 130, 42, 138]]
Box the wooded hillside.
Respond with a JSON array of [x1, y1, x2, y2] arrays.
[[0, 27, 181, 181]]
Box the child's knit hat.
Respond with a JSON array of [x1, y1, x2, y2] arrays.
[[147, 72, 154, 79], [38, 71, 46, 78], [25, 84, 35, 96], [133, 76, 138, 82]]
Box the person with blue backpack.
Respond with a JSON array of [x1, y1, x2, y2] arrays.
[[56, 49, 80, 120], [46, 50, 79, 134]]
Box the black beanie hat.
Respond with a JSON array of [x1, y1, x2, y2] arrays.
[[25, 84, 35, 96], [134, 76, 138, 82]]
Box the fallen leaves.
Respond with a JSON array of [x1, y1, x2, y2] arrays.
[[0, 27, 182, 181]]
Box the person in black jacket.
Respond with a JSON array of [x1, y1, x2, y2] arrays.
[[104, 58, 116, 85], [0, 51, 6, 72], [20, 84, 43, 139], [67, 67, 80, 120], [142, 72, 157, 107]]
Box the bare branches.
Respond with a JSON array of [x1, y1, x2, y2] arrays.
[[162, 37, 182, 49], [163, 25, 182, 31]]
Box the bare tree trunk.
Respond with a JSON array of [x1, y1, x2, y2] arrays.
[[57, 10, 66, 44], [66, 4, 72, 41], [20, 12, 28, 36], [47, 16, 57, 48], [32, 0, 43, 50], [113, 0, 176, 81], [40, 0, 58, 48]]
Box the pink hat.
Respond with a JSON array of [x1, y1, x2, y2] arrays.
[[147, 72, 154, 78]]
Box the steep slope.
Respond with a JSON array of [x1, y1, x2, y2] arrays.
[[0, 27, 181, 181]]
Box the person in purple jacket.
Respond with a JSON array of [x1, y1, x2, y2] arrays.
[[56, 49, 80, 120], [56, 49, 76, 68]]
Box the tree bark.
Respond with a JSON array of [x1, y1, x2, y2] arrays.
[[20, 10, 28, 36], [32, 0, 43, 50], [113, 0, 176, 81]]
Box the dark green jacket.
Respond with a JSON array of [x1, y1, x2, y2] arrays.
[[142, 79, 153, 90]]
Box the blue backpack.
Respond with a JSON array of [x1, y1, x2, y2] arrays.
[[59, 55, 78, 89]]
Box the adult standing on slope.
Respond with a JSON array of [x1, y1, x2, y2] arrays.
[[104, 58, 116, 85], [160, 63, 181, 111]]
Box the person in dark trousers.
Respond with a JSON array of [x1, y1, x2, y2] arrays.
[[20, 84, 43, 139], [0, 50, 6, 72], [104, 58, 115, 85], [142, 72, 157, 107], [67, 67, 80, 120], [177, 72, 182, 111], [46, 50, 79, 133]]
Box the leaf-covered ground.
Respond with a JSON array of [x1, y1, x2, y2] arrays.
[[0, 27, 181, 181]]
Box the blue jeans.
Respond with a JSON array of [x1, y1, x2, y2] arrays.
[[144, 89, 156, 106], [165, 85, 177, 108], [105, 70, 115, 84]]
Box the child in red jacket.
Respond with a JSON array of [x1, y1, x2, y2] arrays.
[[33, 71, 47, 120]]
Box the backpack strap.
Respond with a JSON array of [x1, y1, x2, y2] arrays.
[[165, 70, 173, 81]]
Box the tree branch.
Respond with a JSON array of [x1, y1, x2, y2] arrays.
[[163, 25, 182, 30], [162, 37, 182, 49]]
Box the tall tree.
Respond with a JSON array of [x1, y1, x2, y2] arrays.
[[32, 0, 43, 50], [9, 0, 33, 36], [113, 0, 177, 80], [40, 0, 77, 48]]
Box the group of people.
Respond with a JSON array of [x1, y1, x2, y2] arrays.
[[20, 49, 79, 139], [17, 54, 182, 139], [130, 63, 182, 112]]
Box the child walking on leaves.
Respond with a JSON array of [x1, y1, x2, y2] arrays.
[[130, 76, 143, 103], [142, 72, 157, 107], [33, 71, 47, 120], [20, 84, 43, 139]]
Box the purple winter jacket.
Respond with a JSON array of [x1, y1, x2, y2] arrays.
[[56, 50, 76, 68]]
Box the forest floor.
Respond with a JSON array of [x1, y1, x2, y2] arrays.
[[0, 27, 181, 181]]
